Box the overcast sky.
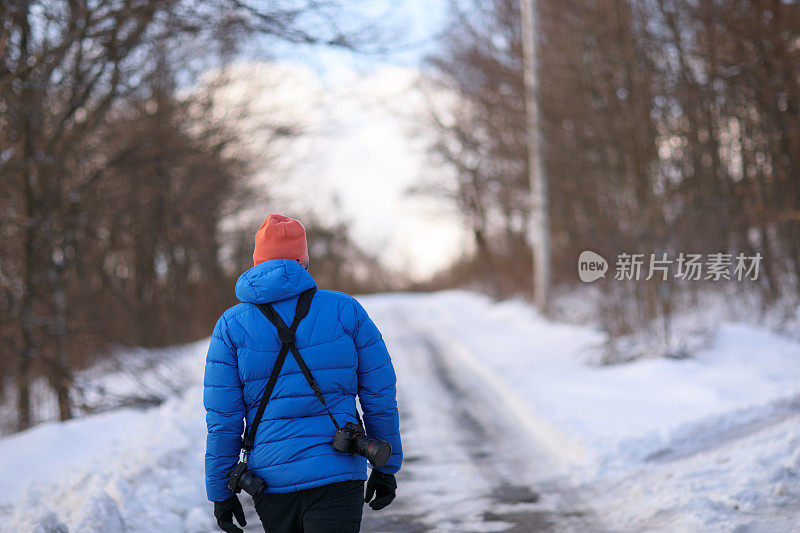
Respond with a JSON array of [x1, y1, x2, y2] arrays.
[[224, 0, 464, 280]]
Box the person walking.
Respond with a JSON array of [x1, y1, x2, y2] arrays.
[[204, 214, 402, 533]]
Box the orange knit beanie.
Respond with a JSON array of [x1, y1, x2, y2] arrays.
[[253, 214, 310, 267]]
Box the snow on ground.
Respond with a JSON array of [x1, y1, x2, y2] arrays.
[[363, 291, 800, 531], [0, 341, 215, 532], [367, 291, 800, 469], [0, 290, 799, 532], [0, 387, 216, 533], [589, 414, 800, 532]]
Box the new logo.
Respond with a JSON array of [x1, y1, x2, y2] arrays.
[[578, 251, 608, 282]]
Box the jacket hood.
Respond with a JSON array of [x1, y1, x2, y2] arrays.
[[235, 259, 316, 304]]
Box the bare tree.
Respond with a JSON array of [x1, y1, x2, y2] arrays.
[[420, 0, 800, 348], [0, 0, 396, 430]]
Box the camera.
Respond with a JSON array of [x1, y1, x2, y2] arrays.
[[226, 461, 266, 498], [331, 422, 392, 468]]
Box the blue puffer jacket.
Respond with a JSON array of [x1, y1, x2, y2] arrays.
[[203, 259, 402, 502]]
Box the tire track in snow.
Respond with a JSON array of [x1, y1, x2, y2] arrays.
[[372, 305, 605, 532], [420, 334, 601, 532]]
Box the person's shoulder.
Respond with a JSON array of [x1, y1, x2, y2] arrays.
[[313, 289, 360, 311], [219, 302, 252, 322], [313, 290, 374, 328], [314, 289, 356, 303], [209, 303, 251, 340]]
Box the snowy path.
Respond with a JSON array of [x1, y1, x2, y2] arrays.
[[3, 290, 800, 532], [353, 305, 602, 532]]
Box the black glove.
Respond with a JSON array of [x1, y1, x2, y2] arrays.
[[364, 469, 397, 510], [214, 495, 247, 533]]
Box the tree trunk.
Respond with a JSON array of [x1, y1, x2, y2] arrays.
[[519, 0, 551, 313], [16, 0, 36, 431]]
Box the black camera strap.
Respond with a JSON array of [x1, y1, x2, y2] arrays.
[[242, 287, 340, 455]]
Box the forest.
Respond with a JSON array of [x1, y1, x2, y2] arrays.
[[2, 0, 799, 430]]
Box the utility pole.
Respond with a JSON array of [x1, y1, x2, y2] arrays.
[[519, 0, 551, 313]]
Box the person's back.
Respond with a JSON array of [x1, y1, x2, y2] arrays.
[[204, 214, 402, 533]]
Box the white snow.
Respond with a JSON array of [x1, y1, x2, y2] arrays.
[[367, 291, 800, 469], [363, 291, 800, 531], [0, 388, 214, 533], [0, 409, 147, 504], [1, 290, 799, 532]]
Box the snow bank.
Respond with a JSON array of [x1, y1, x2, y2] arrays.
[[0, 368, 215, 532], [592, 414, 800, 532], [360, 291, 800, 472], [360, 291, 800, 530]]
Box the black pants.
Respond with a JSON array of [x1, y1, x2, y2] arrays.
[[254, 480, 364, 533]]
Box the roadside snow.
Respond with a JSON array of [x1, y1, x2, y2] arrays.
[[0, 409, 146, 505], [361, 291, 800, 470], [0, 385, 215, 533], [0, 290, 799, 532], [361, 291, 800, 531], [591, 414, 800, 532]]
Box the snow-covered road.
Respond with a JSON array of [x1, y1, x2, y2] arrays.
[[2, 290, 800, 532], [356, 304, 600, 532]]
